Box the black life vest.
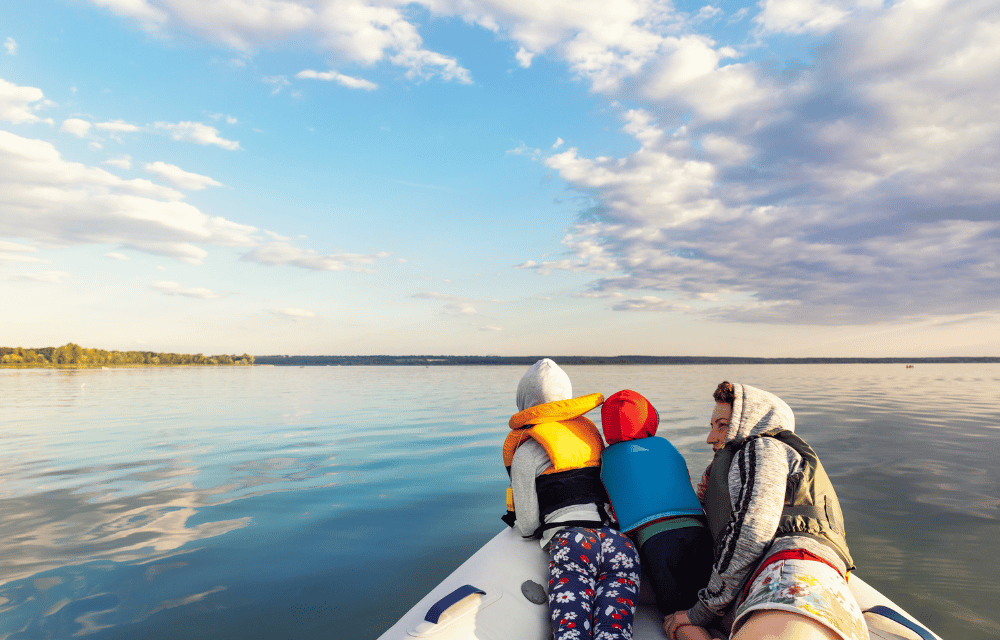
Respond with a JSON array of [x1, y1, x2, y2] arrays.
[[705, 428, 855, 572]]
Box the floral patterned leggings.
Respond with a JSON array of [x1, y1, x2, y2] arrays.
[[547, 527, 641, 640]]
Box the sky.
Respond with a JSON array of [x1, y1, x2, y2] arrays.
[[1, 0, 998, 357]]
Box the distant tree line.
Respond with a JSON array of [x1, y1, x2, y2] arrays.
[[1, 343, 254, 367], [253, 354, 1000, 366]]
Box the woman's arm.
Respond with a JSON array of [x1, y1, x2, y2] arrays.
[[687, 437, 791, 625]]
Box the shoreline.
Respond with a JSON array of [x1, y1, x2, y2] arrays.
[[5, 357, 999, 369], [0, 363, 255, 369]]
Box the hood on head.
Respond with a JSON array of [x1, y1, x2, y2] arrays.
[[517, 358, 572, 411], [602, 389, 658, 444], [726, 383, 795, 444]]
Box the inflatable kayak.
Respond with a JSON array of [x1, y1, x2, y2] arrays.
[[377, 527, 942, 640]]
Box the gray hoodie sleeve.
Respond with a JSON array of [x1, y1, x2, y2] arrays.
[[510, 439, 553, 539], [687, 437, 791, 626]]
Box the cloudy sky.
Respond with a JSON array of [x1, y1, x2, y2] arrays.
[[2, 0, 998, 357]]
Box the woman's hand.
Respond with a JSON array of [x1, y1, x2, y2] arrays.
[[662, 611, 692, 640], [664, 611, 712, 640]]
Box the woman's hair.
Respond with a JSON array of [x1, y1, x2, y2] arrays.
[[713, 381, 735, 405]]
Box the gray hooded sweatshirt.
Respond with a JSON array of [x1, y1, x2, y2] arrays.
[[687, 384, 851, 627], [509, 359, 602, 548]]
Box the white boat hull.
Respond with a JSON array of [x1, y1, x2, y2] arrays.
[[377, 528, 941, 640]]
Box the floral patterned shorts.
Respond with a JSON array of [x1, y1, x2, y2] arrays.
[[733, 558, 868, 640]]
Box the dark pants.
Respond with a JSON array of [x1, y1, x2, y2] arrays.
[[639, 525, 714, 616]]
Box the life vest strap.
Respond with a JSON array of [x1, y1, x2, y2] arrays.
[[535, 518, 608, 534]]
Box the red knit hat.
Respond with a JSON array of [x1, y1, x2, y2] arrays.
[[601, 389, 658, 444]]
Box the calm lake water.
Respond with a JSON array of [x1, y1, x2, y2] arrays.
[[1, 364, 998, 639]]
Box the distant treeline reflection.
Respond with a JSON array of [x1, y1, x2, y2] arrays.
[[1, 343, 254, 367]]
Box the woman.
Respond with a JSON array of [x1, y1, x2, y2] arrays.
[[663, 382, 868, 640]]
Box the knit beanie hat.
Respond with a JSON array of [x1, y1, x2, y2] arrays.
[[601, 389, 658, 444]]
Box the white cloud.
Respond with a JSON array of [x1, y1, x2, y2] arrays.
[[95, 119, 143, 134], [90, 0, 167, 30], [11, 271, 72, 284], [151, 280, 221, 299], [699, 134, 751, 165], [515, 47, 534, 67], [522, 0, 1000, 327], [144, 161, 223, 190], [393, 47, 473, 84], [0, 129, 257, 264], [295, 69, 378, 90], [610, 295, 692, 313], [270, 307, 316, 318], [262, 75, 290, 94], [154, 121, 240, 150], [0, 240, 47, 264], [73, 0, 732, 96], [640, 35, 767, 121], [103, 155, 132, 170], [754, 0, 879, 36], [60, 0, 789, 102], [4, 38, 17, 55], [0, 78, 50, 124], [480, 325, 503, 332], [431, 0, 678, 90], [241, 242, 389, 271], [61, 118, 93, 137], [694, 5, 723, 22], [412, 291, 481, 316], [86, 0, 471, 84], [506, 142, 542, 160], [543, 140, 718, 229], [263, 229, 290, 241], [104, 252, 129, 260]]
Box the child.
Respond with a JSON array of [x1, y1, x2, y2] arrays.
[[599, 390, 714, 636], [503, 359, 640, 640]]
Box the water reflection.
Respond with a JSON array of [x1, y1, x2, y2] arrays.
[[0, 465, 250, 589], [0, 366, 516, 639], [0, 365, 997, 640]]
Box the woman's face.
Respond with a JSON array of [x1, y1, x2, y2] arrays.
[[707, 402, 733, 452]]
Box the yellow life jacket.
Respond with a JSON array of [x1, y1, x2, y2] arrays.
[[501, 393, 606, 532]]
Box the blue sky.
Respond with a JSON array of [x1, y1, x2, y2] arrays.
[[2, 0, 998, 357]]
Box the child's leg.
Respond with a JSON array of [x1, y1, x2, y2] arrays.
[[642, 526, 714, 616], [548, 528, 602, 640], [592, 529, 640, 640]]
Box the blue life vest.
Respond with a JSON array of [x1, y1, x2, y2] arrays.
[[600, 437, 704, 534]]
